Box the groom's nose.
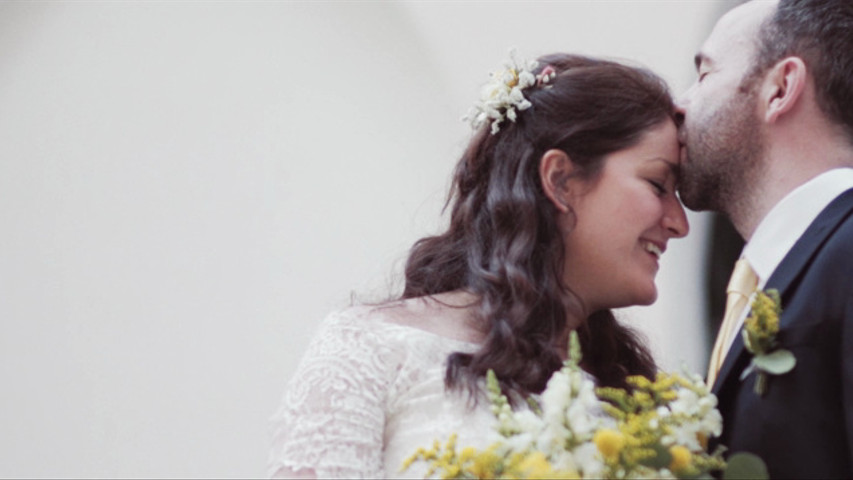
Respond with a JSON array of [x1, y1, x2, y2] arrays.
[[674, 108, 685, 128], [673, 84, 697, 126], [673, 97, 688, 127]]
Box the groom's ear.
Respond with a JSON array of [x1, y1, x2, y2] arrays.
[[761, 56, 807, 124], [539, 149, 575, 213]]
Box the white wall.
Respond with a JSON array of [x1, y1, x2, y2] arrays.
[[0, 1, 728, 477]]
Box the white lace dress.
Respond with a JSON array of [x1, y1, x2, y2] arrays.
[[267, 305, 500, 478]]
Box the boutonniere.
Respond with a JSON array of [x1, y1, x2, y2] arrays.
[[739, 289, 796, 395]]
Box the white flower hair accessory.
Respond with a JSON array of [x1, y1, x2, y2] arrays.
[[464, 48, 555, 135]]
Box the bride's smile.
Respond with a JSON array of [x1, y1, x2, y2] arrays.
[[560, 120, 688, 313]]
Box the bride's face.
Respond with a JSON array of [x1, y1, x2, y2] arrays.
[[562, 120, 688, 314]]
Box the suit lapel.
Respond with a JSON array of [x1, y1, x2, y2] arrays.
[[712, 188, 853, 395]]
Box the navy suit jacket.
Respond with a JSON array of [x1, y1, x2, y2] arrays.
[[711, 188, 853, 479]]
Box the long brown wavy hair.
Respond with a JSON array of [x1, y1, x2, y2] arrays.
[[401, 53, 673, 398]]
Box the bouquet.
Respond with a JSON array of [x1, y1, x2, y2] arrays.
[[402, 332, 766, 479]]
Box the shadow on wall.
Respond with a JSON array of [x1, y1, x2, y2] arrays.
[[705, 214, 745, 351]]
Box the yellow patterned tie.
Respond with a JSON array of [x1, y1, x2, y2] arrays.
[[706, 258, 758, 388]]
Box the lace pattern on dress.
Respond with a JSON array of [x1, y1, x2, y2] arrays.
[[268, 308, 399, 478]]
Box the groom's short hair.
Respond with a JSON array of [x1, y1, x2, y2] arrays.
[[752, 0, 853, 141]]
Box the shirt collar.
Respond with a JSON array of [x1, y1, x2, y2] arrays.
[[743, 168, 853, 288]]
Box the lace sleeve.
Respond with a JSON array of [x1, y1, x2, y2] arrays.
[[267, 310, 397, 479]]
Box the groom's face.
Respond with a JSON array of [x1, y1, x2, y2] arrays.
[[675, 1, 775, 214]]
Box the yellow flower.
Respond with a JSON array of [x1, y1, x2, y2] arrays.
[[627, 375, 652, 389], [442, 463, 461, 479], [517, 451, 553, 479], [669, 445, 692, 472], [469, 447, 502, 479], [459, 446, 476, 463], [743, 290, 782, 354], [506, 68, 520, 88], [594, 429, 625, 462]]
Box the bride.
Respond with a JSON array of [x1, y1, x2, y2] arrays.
[[268, 52, 689, 478]]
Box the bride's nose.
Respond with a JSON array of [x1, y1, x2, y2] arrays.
[[662, 196, 689, 238]]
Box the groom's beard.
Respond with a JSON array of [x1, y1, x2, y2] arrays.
[[678, 82, 765, 217]]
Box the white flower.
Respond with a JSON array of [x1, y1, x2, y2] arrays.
[[567, 398, 597, 437], [514, 409, 545, 433], [536, 423, 568, 454], [699, 407, 723, 437], [670, 388, 700, 416], [464, 48, 540, 134], [505, 431, 538, 453], [663, 422, 703, 451], [541, 370, 572, 420], [550, 450, 580, 473], [573, 442, 606, 477], [518, 70, 536, 87], [645, 467, 678, 479]]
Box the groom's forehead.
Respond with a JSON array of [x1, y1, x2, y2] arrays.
[[711, 0, 776, 44], [699, 2, 773, 68]]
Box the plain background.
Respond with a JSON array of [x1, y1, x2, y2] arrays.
[[0, 1, 736, 477]]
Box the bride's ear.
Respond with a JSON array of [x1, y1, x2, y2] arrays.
[[539, 149, 575, 213]]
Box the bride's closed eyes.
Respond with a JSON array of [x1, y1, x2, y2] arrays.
[[640, 158, 679, 196]]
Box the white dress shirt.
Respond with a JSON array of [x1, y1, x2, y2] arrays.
[[728, 168, 853, 350]]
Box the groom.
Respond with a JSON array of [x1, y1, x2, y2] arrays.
[[676, 0, 853, 477]]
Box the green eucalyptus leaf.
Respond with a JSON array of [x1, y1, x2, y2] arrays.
[[723, 452, 769, 480], [639, 442, 672, 470], [740, 361, 756, 381], [741, 329, 755, 353], [753, 349, 796, 374], [568, 330, 582, 366], [754, 372, 768, 396]]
